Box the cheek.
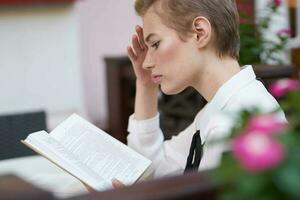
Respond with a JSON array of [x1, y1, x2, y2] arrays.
[[158, 39, 182, 65], [159, 41, 190, 82], [160, 40, 195, 80], [157, 39, 196, 94]]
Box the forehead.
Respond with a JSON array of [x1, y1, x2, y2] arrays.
[[142, 7, 171, 39], [142, 9, 161, 31]]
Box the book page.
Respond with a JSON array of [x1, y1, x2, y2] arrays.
[[50, 114, 151, 185], [24, 131, 111, 190]]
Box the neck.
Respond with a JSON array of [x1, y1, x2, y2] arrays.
[[193, 55, 241, 102]]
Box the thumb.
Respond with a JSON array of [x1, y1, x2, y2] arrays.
[[112, 178, 125, 189]]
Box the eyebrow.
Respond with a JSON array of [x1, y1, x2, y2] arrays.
[[144, 33, 157, 43]]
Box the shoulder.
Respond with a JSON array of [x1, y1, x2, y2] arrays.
[[228, 79, 281, 113], [205, 80, 283, 138]]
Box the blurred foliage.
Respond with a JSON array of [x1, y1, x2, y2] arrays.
[[239, 0, 290, 65], [214, 82, 300, 200]]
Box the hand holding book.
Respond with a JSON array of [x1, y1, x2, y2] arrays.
[[22, 114, 151, 191]]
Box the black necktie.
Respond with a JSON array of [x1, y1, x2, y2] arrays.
[[184, 130, 204, 173]]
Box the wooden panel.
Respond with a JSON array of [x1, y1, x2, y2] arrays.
[[0, 171, 218, 200], [287, 0, 297, 8], [67, 171, 218, 200], [292, 48, 300, 78], [105, 57, 134, 143], [253, 64, 297, 81]]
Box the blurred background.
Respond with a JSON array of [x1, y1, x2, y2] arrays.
[[0, 0, 140, 130], [0, 0, 299, 145], [0, 0, 300, 199]]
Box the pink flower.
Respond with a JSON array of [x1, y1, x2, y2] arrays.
[[233, 131, 285, 172], [273, 0, 282, 7], [246, 114, 287, 135], [277, 28, 292, 37], [269, 79, 300, 98]]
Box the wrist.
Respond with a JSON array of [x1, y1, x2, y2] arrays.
[[136, 79, 158, 90], [136, 80, 158, 91], [134, 80, 159, 120]]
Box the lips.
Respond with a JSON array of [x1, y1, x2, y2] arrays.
[[151, 74, 163, 83]]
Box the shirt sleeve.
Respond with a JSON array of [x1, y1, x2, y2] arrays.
[[127, 113, 194, 178]]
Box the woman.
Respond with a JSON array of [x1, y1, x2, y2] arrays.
[[119, 0, 285, 183]]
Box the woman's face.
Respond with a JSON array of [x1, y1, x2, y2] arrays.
[[142, 8, 203, 95]]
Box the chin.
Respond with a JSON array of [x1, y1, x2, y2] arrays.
[[160, 84, 185, 95]]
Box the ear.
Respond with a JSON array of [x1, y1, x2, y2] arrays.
[[192, 16, 212, 48]]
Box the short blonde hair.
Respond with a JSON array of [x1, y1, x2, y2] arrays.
[[135, 0, 240, 59]]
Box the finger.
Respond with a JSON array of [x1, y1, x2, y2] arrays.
[[127, 46, 137, 61], [136, 25, 146, 50], [112, 178, 125, 189], [132, 35, 143, 55]]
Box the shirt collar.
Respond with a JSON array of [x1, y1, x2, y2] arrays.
[[195, 65, 257, 141]]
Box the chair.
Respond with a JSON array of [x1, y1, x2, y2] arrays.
[[0, 111, 47, 160]]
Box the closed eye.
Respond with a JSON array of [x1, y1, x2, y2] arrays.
[[151, 41, 160, 49]]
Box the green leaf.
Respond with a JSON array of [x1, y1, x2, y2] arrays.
[[273, 157, 300, 198], [235, 172, 267, 196]]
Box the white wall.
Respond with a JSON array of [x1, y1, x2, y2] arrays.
[[0, 1, 140, 130], [0, 4, 85, 129], [76, 0, 140, 128]]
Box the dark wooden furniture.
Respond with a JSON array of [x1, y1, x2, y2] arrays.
[[68, 170, 217, 200], [0, 175, 54, 200], [291, 47, 300, 78], [105, 57, 136, 143], [0, 171, 218, 200], [105, 56, 296, 144], [252, 64, 297, 84]]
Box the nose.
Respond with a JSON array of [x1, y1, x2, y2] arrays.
[[142, 52, 155, 70]]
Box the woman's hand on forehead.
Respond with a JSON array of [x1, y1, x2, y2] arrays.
[[127, 25, 156, 87]]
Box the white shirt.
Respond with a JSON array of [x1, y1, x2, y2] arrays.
[[127, 66, 286, 178]]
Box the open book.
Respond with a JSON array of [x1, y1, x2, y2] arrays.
[[21, 114, 151, 191]]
